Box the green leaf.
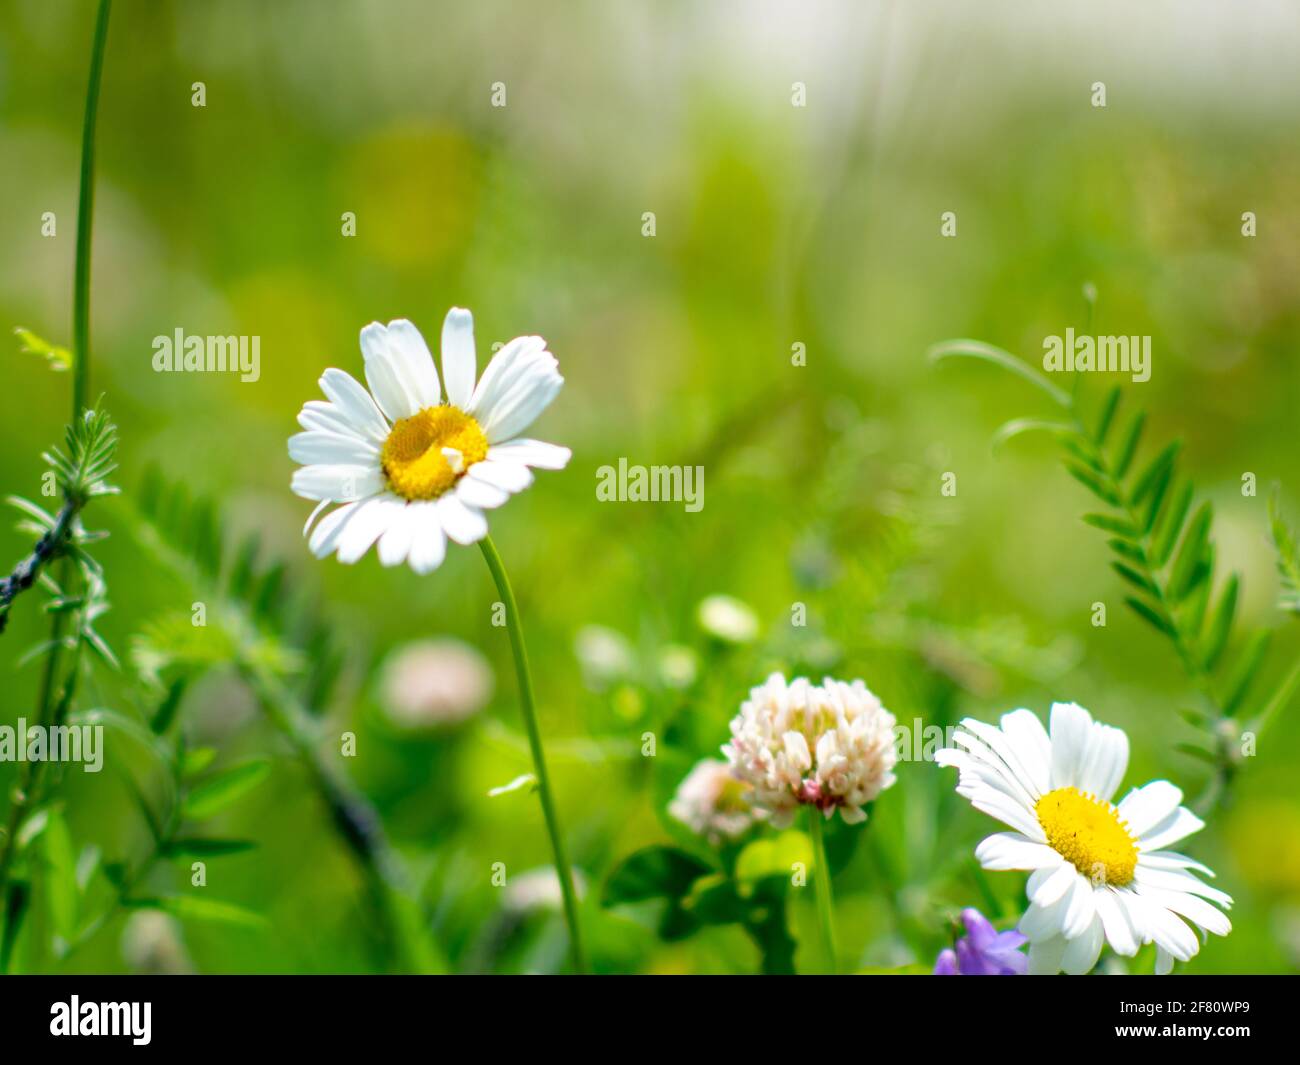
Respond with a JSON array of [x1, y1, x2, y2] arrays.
[[1125, 596, 1176, 638], [1082, 512, 1137, 538], [144, 894, 267, 930], [42, 810, 78, 943], [735, 830, 814, 885], [1065, 462, 1122, 507], [14, 327, 72, 372], [1222, 630, 1271, 716], [1112, 561, 1158, 598], [1150, 480, 1194, 568], [992, 418, 1075, 450], [1130, 441, 1181, 506], [182, 759, 271, 821], [927, 339, 1072, 407], [150, 676, 188, 735], [602, 845, 711, 905], [1111, 411, 1145, 480], [1269, 489, 1300, 615], [1094, 386, 1121, 445], [182, 746, 218, 778], [1167, 503, 1213, 603], [1201, 575, 1239, 671]]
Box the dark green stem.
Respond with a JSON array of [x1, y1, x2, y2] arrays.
[[479, 535, 587, 973], [73, 0, 112, 416]]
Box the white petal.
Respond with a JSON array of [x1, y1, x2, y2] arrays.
[[998, 708, 1052, 795], [1139, 850, 1217, 878], [1134, 866, 1232, 908], [1138, 806, 1205, 852], [975, 832, 1059, 871], [1029, 861, 1078, 909], [468, 459, 533, 494], [318, 368, 389, 443], [1078, 721, 1129, 802], [1061, 914, 1105, 974], [440, 307, 476, 409], [1027, 935, 1067, 975], [302, 499, 330, 537], [364, 342, 417, 423], [965, 790, 1046, 842], [1131, 894, 1199, 962], [1118, 781, 1184, 837], [337, 496, 402, 564], [298, 400, 369, 440], [377, 502, 417, 567], [385, 319, 441, 409], [488, 438, 572, 471], [469, 335, 546, 420], [288, 430, 378, 466], [456, 476, 509, 511], [1140, 886, 1231, 937], [406, 503, 447, 574], [1049, 702, 1093, 790], [308, 500, 359, 557], [1095, 887, 1141, 956], [1155, 946, 1175, 975], [435, 494, 488, 545], [960, 718, 1044, 805], [291, 463, 383, 503], [482, 367, 563, 444], [1061, 874, 1097, 939]]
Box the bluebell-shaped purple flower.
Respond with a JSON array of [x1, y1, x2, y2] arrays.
[[934, 908, 1027, 975]]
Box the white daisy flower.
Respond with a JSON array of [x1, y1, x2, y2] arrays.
[[722, 673, 898, 827], [936, 702, 1232, 975], [290, 308, 571, 573]]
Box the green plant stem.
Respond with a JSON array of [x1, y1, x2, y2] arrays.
[[73, 0, 112, 417], [807, 807, 837, 974], [478, 535, 587, 974]]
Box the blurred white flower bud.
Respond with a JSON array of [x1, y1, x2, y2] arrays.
[[380, 638, 493, 729]]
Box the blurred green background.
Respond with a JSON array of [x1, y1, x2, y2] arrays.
[[1, 0, 1298, 973]]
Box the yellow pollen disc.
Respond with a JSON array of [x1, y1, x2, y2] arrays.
[[1035, 786, 1137, 886], [380, 405, 488, 501]]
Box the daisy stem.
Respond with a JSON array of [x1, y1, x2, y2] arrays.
[[73, 0, 111, 417], [478, 535, 587, 974], [807, 807, 838, 974]]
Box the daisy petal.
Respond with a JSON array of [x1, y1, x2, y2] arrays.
[[488, 438, 572, 471], [1049, 701, 1093, 791], [440, 307, 476, 409], [456, 476, 509, 510], [407, 503, 447, 575], [308, 500, 360, 557], [1061, 914, 1105, 974], [435, 494, 488, 545], [336, 495, 402, 564], [288, 430, 378, 466], [385, 319, 441, 409], [468, 459, 533, 494], [999, 708, 1052, 795], [1027, 935, 1067, 975], [1118, 781, 1184, 837], [1138, 806, 1205, 852], [291, 463, 383, 503], [1078, 721, 1129, 802], [1095, 887, 1141, 956], [364, 340, 416, 423], [377, 502, 417, 567], [975, 832, 1059, 871], [318, 368, 389, 443]]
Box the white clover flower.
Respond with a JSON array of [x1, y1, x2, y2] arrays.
[[379, 637, 493, 729], [936, 702, 1232, 975], [290, 308, 570, 573], [722, 672, 898, 827], [504, 866, 588, 914], [668, 758, 761, 844], [697, 595, 759, 644], [574, 625, 636, 689]]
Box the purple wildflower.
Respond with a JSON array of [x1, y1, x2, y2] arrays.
[[934, 908, 1027, 975]]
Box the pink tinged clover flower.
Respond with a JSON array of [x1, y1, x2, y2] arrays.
[[722, 673, 898, 827], [290, 308, 570, 573], [936, 702, 1232, 975]]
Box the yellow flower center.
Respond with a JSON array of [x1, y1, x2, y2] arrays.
[[380, 405, 488, 501], [1035, 786, 1137, 886]]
